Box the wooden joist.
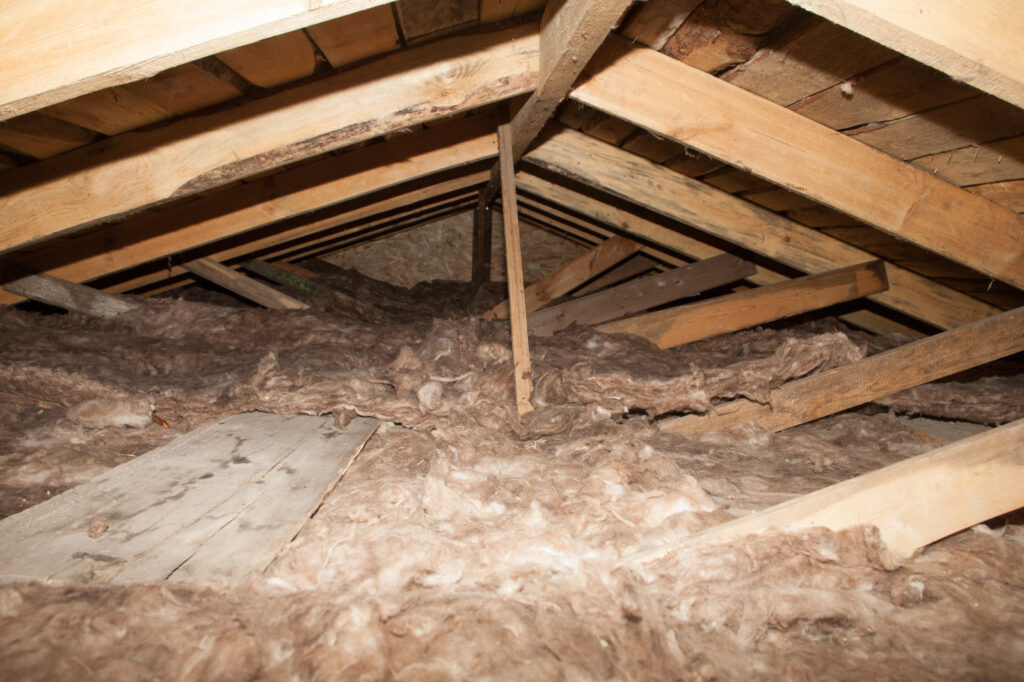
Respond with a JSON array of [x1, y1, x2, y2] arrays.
[[0, 116, 497, 306], [2, 273, 138, 318], [482, 0, 632, 200], [787, 0, 1024, 111], [570, 36, 1024, 291], [483, 235, 641, 320], [662, 305, 1024, 436], [0, 0, 390, 121], [0, 25, 538, 255], [628, 417, 1024, 563], [528, 254, 756, 336], [597, 261, 890, 349], [496, 124, 534, 416], [239, 260, 324, 296], [525, 128, 1003, 330], [182, 258, 309, 310]]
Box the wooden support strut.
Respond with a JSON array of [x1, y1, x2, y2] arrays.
[[597, 260, 890, 349], [661, 305, 1024, 437], [496, 124, 534, 416], [472, 190, 494, 285], [528, 254, 756, 336], [181, 258, 309, 310]]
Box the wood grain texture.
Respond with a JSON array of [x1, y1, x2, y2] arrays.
[[524, 128, 1001, 329], [2, 273, 138, 318], [597, 261, 889, 348], [787, 0, 1024, 110], [0, 114, 498, 306], [661, 305, 1024, 436], [216, 30, 319, 88], [483, 235, 641, 320], [0, 413, 379, 584], [528, 254, 755, 335], [620, 0, 702, 50], [182, 257, 310, 309], [571, 36, 1024, 290], [0, 0, 389, 120], [496, 124, 534, 415], [306, 4, 400, 69], [0, 25, 538, 255], [631, 418, 1024, 563]]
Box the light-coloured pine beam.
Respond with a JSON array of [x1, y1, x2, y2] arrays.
[[0, 115, 497, 306], [482, 0, 632, 201], [483, 234, 641, 320], [525, 128, 1003, 330], [628, 417, 1024, 563], [2, 273, 138, 318], [528, 254, 755, 336], [662, 305, 1024, 436], [516, 174, 923, 338], [598, 261, 890, 348], [571, 36, 1024, 290], [496, 123, 534, 416], [0, 0, 391, 121], [182, 258, 309, 310], [787, 0, 1024, 111], [0, 25, 538, 255]]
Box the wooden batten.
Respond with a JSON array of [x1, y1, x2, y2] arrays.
[[182, 258, 309, 310], [597, 261, 890, 349]]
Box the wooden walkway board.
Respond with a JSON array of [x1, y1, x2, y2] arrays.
[[0, 412, 379, 585]]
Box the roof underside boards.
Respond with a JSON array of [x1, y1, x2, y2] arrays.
[[0, 0, 1022, 332]]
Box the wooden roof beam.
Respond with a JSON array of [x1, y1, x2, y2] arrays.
[[787, 0, 1024, 111], [481, 0, 633, 202], [524, 127, 1003, 330], [0, 0, 392, 121], [570, 36, 1024, 291], [0, 24, 538, 255]]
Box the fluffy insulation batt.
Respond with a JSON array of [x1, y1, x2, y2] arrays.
[[0, 268, 1022, 681]]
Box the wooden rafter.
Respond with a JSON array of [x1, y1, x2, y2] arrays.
[[0, 0, 390, 121], [0, 116, 498, 305], [570, 36, 1024, 290], [787, 0, 1024, 111], [482, 0, 633, 201], [0, 25, 538, 255], [524, 127, 1003, 330]]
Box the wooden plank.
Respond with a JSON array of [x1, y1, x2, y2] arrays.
[[570, 36, 1024, 290], [0, 113, 99, 159], [528, 254, 755, 336], [786, 0, 1024, 110], [968, 180, 1024, 213], [662, 305, 1024, 436], [395, 0, 476, 40], [479, 0, 546, 23], [0, 115, 498, 306], [2, 273, 138, 318], [0, 413, 379, 584], [597, 261, 889, 349], [306, 5, 400, 69], [472, 191, 494, 285], [572, 255, 662, 296], [0, 0, 390, 120], [43, 84, 175, 136], [496, 124, 533, 416], [620, 0, 702, 50], [216, 30, 319, 89], [0, 25, 539, 255], [274, 261, 320, 279], [483, 235, 642, 320], [239, 260, 324, 296], [914, 136, 1024, 186], [182, 258, 310, 309], [524, 129, 1002, 330], [630, 418, 1024, 563]]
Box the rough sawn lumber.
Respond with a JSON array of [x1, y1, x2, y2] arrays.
[[182, 258, 309, 310], [2, 273, 138, 318]]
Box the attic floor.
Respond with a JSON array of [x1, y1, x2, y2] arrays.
[[0, 269, 1022, 680]]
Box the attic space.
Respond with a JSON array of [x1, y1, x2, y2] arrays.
[[1, 0, 1023, 679]]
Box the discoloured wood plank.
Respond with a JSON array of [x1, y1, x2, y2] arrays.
[[620, 0, 702, 50], [571, 36, 1024, 290], [480, 0, 546, 24], [396, 0, 476, 40], [597, 261, 889, 349], [662, 305, 1024, 436], [0, 25, 538, 256], [632, 418, 1024, 563], [914, 136, 1024, 186], [2, 273, 138, 318], [483, 235, 642, 320], [529, 254, 755, 335], [182, 258, 310, 309], [239, 260, 324, 296]]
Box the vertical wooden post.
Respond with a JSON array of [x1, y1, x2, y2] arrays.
[[472, 190, 493, 284], [497, 123, 534, 415]]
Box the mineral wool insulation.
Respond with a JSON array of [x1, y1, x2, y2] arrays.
[[1, 268, 1023, 680]]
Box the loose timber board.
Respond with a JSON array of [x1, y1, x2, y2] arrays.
[[0, 412, 378, 585]]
